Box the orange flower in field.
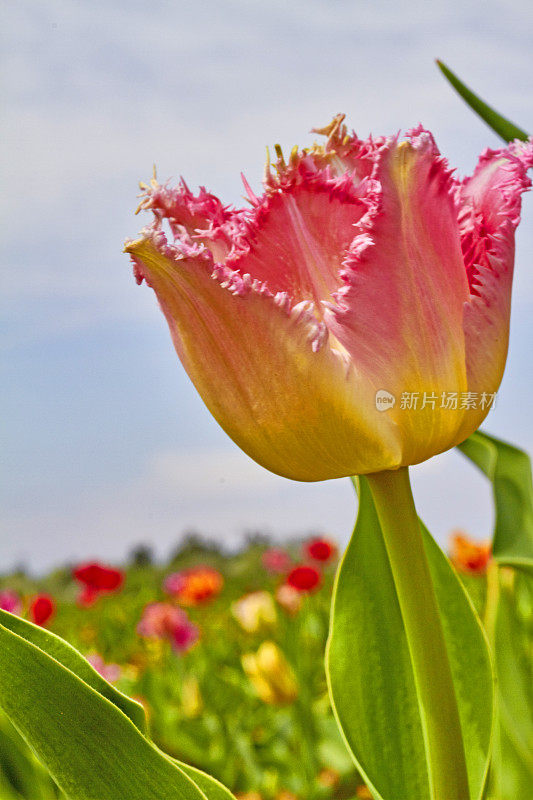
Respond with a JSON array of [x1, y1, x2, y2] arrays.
[[449, 530, 491, 574], [164, 566, 223, 605], [317, 768, 340, 788]]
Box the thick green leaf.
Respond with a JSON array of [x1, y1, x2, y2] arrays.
[[0, 610, 237, 800], [326, 477, 494, 800], [0, 608, 146, 733], [0, 709, 62, 800], [493, 579, 533, 798], [0, 620, 208, 800], [177, 763, 236, 800], [436, 60, 529, 142], [459, 431, 533, 569]]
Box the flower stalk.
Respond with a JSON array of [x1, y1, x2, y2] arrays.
[[366, 467, 470, 800]]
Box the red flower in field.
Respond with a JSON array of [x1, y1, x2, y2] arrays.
[[73, 562, 124, 605], [137, 602, 199, 653], [449, 531, 491, 575], [77, 585, 100, 607], [261, 548, 292, 574], [287, 565, 321, 593], [73, 562, 124, 591], [164, 566, 223, 606], [0, 590, 21, 615], [29, 594, 55, 627], [304, 537, 337, 562]]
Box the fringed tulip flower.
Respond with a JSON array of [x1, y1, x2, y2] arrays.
[[126, 116, 532, 479]]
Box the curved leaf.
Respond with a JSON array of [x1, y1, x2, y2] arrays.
[[0, 608, 146, 733], [0, 709, 62, 800], [436, 60, 529, 142], [458, 431, 533, 570], [494, 578, 533, 797], [326, 477, 494, 800], [0, 619, 208, 800], [177, 763, 237, 800]]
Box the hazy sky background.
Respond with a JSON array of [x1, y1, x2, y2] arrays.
[[2, 0, 532, 573]]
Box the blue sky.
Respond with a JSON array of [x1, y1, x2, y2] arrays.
[[2, 0, 532, 572]]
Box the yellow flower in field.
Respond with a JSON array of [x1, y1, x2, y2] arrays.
[[232, 591, 277, 633], [242, 641, 298, 705], [181, 675, 203, 718]]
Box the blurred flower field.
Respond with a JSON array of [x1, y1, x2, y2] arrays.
[[0, 532, 523, 800]]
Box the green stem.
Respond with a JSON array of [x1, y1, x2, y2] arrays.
[[366, 467, 470, 800], [483, 560, 501, 800]]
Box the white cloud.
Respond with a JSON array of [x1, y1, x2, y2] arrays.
[[148, 448, 279, 497]]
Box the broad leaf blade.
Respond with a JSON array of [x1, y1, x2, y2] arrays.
[[0, 620, 208, 800], [326, 477, 493, 800], [436, 60, 529, 142], [459, 431, 533, 569], [493, 578, 533, 797], [0, 709, 62, 800], [0, 608, 146, 733], [177, 763, 237, 800], [0, 610, 237, 800]]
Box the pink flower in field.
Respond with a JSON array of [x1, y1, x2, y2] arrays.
[[0, 590, 21, 615], [29, 594, 55, 627], [261, 548, 292, 574], [137, 602, 199, 653], [275, 583, 303, 615], [126, 116, 532, 479], [86, 654, 122, 683]]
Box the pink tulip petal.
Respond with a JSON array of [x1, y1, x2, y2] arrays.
[[457, 139, 533, 437], [224, 173, 368, 308], [326, 128, 474, 464], [125, 233, 401, 479]]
